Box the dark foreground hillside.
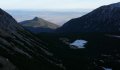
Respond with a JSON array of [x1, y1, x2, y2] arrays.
[[0, 9, 65, 70]]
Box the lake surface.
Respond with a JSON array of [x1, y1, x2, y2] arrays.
[[70, 40, 88, 49]]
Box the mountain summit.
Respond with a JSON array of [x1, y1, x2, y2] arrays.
[[33, 17, 40, 21], [21, 17, 59, 28], [57, 2, 120, 33], [20, 17, 59, 33]]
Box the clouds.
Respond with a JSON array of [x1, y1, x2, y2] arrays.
[[0, 0, 119, 10]]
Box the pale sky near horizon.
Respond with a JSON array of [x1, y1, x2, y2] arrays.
[[0, 0, 119, 10]]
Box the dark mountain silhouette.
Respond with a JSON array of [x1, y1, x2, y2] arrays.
[[57, 2, 120, 34], [20, 17, 59, 33], [0, 8, 65, 70]]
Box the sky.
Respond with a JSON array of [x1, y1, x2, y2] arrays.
[[0, 0, 119, 10]]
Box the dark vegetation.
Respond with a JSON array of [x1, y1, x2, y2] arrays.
[[37, 33, 120, 70], [0, 30, 64, 70]]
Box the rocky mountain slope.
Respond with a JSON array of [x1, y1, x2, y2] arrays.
[[57, 2, 120, 33], [20, 17, 59, 33], [0, 8, 65, 70]]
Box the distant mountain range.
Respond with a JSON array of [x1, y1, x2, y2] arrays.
[[56, 2, 120, 34], [20, 17, 59, 33], [7, 10, 87, 25]]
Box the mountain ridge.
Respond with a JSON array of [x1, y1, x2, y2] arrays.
[[56, 2, 120, 34]]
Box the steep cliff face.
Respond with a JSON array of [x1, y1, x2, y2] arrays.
[[0, 8, 65, 70], [57, 2, 120, 33]]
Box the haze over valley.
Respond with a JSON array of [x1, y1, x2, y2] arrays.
[[6, 10, 89, 25]]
